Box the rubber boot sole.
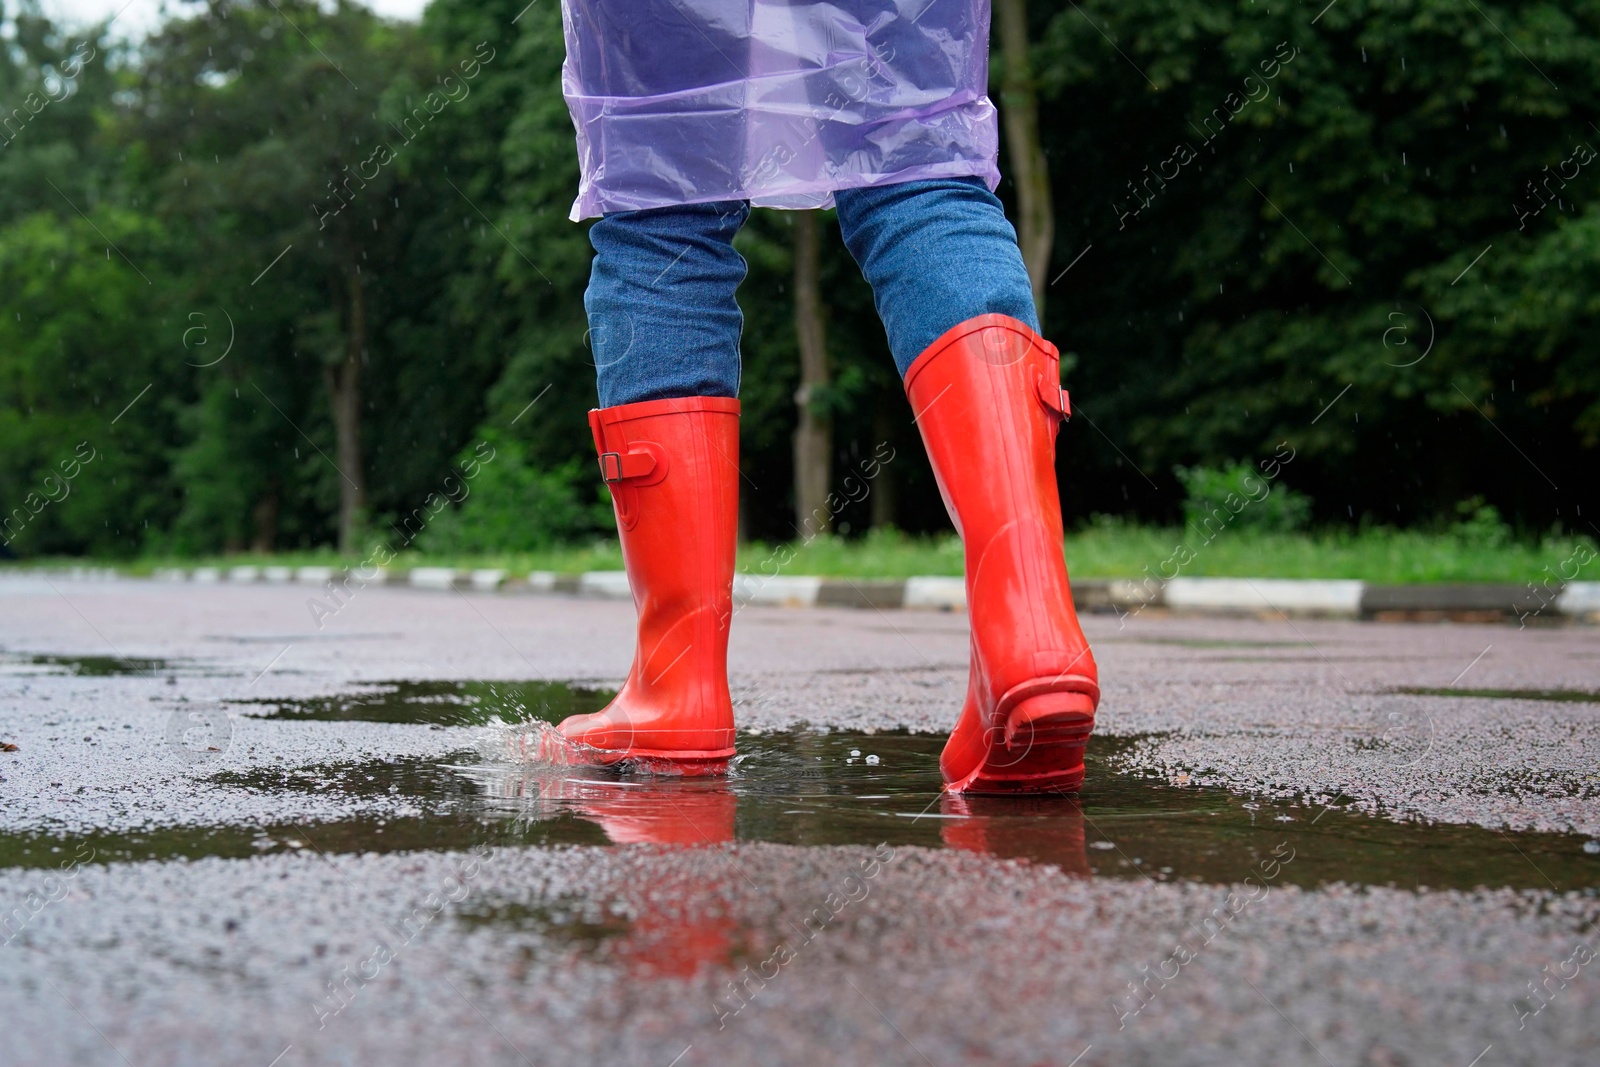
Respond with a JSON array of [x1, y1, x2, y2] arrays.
[[584, 746, 736, 777], [948, 682, 1095, 795], [524, 725, 735, 777]]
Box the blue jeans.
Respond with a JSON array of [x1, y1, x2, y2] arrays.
[[586, 177, 1039, 407]]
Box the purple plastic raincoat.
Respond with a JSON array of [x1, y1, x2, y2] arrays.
[[560, 0, 1000, 220]]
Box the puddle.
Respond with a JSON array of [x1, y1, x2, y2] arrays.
[[13, 674, 1594, 995], [229, 679, 613, 726], [4, 707, 1595, 893], [1389, 686, 1600, 704], [3, 653, 171, 677], [455, 730, 1599, 893]]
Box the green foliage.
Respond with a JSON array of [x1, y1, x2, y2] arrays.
[[1034, 0, 1600, 525], [412, 433, 611, 554], [1175, 462, 1311, 534], [2, 0, 1598, 560], [1448, 496, 1514, 548], [0, 205, 182, 555]]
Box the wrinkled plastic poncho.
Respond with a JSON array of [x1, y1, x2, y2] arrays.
[[561, 0, 1000, 220]]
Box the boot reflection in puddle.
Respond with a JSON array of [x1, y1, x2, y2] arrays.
[[939, 792, 1091, 877], [569, 777, 736, 846], [490, 771, 740, 978], [589, 780, 739, 978]]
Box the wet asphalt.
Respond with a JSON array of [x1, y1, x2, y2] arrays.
[[1, 574, 1597, 1066]]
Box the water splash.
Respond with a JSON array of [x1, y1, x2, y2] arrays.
[[476, 719, 712, 778], [477, 719, 605, 767]]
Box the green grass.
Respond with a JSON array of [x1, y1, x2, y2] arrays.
[[744, 525, 1595, 583], [11, 524, 1595, 584], [1060, 525, 1593, 584]]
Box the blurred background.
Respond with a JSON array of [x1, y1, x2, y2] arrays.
[[1, 0, 1596, 581]]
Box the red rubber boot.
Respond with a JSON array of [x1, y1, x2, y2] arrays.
[[904, 314, 1100, 793], [555, 396, 740, 774]]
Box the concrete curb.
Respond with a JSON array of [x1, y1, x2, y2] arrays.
[[17, 566, 1599, 621]]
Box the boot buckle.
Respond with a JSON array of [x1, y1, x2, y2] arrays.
[[1035, 376, 1071, 422], [598, 448, 660, 483]]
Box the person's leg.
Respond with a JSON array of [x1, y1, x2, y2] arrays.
[[833, 177, 1037, 375], [836, 177, 1099, 794], [555, 201, 748, 772], [585, 201, 749, 405]]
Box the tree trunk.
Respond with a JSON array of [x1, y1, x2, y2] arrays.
[[792, 209, 832, 538], [251, 478, 280, 553], [328, 268, 368, 552], [869, 405, 897, 531], [995, 0, 1053, 317]]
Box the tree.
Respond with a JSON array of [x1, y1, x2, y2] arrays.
[[128, 0, 431, 550], [994, 0, 1054, 314], [1031, 0, 1600, 526], [791, 209, 832, 535], [7, 0, 1600, 560], [0, 13, 185, 557], [407, 0, 605, 504]]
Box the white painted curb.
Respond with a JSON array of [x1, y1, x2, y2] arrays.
[[1556, 581, 1600, 618], [578, 571, 633, 598], [1106, 579, 1165, 608], [409, 567, 459, 590], [1164, 577, 1364, 616], [60, 566, 118, 581], [902, 576, 965, 610], [468, 569, 507, 590], [734, 574, 823, 607], [10, 566, 1599, 621]]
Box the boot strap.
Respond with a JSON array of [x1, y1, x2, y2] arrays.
[[1035, 376, 1072, 422], [598, 448, 659, 483]]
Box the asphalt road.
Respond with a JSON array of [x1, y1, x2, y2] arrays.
[[1, 574, 1596, 1066]]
